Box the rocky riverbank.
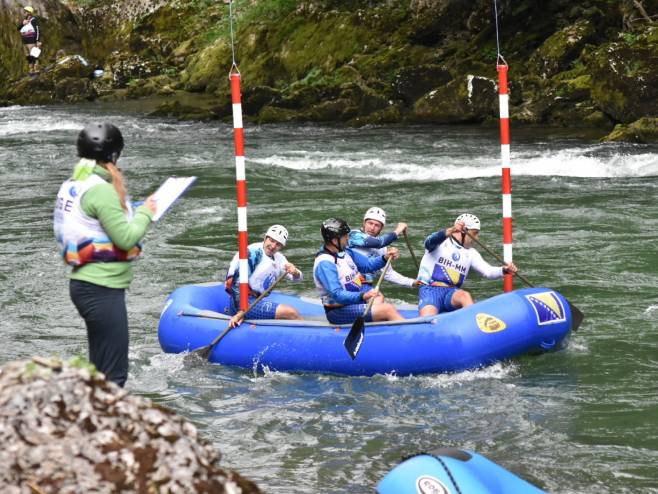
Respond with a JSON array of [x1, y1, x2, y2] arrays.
[[0, 356, 262, 493], [1, 0, 657, 142]]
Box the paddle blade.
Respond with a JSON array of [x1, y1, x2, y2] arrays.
[[344, 317, 365, 360], [568, 300, 584, 331], [197, 344, 213, 360]]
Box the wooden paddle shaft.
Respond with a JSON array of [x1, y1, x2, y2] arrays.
[[198, 270, 289, 357], [363, 257, 392, 316], [403, 230, 420, 270], [464, 230, 533, 288]]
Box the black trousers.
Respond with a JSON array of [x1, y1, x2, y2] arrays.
[[70, 279, 129, 387]]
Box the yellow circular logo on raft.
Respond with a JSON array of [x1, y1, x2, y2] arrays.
[[476, 313, 507, 333]]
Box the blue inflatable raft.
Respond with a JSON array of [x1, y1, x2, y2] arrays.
[[158, 282, 575, 375], [378, 448, 546, 493]]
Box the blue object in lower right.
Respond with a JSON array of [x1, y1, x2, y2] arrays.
[[377, 449, 546, 494]]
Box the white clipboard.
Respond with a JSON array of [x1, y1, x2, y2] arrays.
[[151, 176, 196, 221]]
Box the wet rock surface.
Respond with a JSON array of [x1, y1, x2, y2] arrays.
[[0, 357, 261, 494]]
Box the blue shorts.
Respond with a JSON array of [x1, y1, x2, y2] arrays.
[[230, 295, 279, 320], [325, 304, 373, 325], [418, 285, 458, 313]]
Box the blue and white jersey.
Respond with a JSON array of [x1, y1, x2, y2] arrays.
[[313, 247, 386, 306], [226, 242, 302, 297], [348, 229, 414, 287], [417, 230, 503, 288]]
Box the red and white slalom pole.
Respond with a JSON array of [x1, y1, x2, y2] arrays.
[[497, 60, 513, 292], [231, 68, 249, 311]]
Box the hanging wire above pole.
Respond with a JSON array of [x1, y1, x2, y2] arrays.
[[493, 0, 501, 58], [228, 0, 239, 73]]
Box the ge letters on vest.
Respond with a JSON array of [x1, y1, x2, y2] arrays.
[[54, 174, 142, 266]]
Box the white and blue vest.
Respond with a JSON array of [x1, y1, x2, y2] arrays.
[[53, 174, 141, 267]]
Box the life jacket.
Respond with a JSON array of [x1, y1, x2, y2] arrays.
[[20, 18, 37, 42], [349, 230, 385, 285], [417, 236, 470, 288], [313, 248, 363, 306], [226, 242, 288, 297], [53, 174, 142, 267]]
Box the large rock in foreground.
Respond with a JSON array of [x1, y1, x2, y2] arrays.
[[0, 357, 261, 494]]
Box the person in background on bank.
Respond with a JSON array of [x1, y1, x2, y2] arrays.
[[314, 218, 404, 325], [18, 6, 41, 75], [417, 213, 518, 317], [54, 123, 156, 388], [225, 225, 303, 328], [349, 206, 422, 290]]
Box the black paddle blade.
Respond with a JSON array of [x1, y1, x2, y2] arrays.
[[568, 300, 584, 331], [197, 344, 213, 360], [344, 317, 365, 360]]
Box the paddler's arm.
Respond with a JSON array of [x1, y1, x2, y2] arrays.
[[470, 250, 513, 279], [424, 230, 448, 251], [315, 260, 365, 305], [347, 247, 386, 274], [348, 229, 398, 249]]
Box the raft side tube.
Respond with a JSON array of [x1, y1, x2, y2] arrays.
[[377, 449, 546, 494]]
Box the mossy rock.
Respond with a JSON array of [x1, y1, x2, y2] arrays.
[[603, 117, 658, 143], [2, 55, 95, 104], [180, 39, 232, 93], [529, 20, 597, 79], [587, 35, 658, 123], [553, 74, 593, 102], [104, 52, 167, 89], [54, 77, 97, 102], [392, 64, 452, 104], [411, 74, 496, 123], [148, 91, 229, 120], [258, 105, 305, 124], [346, 103, 405, 127], [242, 85, 281, 115], [405, 0, 476, 46]]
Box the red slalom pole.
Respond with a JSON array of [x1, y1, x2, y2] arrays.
[[497, 60, 513, 292], [230, 67, 249, 311]]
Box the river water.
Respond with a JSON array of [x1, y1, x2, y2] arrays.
[[1, 103, 657, 493]]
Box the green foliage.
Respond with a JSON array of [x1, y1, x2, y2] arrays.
[[237, 0, 300, 23], [68, 355, 99, 375], [622, 32, 639, 45], [481, 46, 498, 62]]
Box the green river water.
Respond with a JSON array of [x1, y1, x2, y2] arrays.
[[0, 103, 657, 493]]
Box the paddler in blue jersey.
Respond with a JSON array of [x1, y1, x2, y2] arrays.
[[417, 213, 518, 316], [225, 225, 303, 328], [313, 218, 404, 325], [348, 206, 421, 290]]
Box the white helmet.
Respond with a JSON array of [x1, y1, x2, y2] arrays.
[[364, 207, 386, 226], [265, 224, 288, 246], [456, 213, 480, 231]]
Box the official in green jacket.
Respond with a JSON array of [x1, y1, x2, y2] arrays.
[[54, 122, 156, 387]]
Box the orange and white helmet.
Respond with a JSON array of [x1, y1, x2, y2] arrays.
[[265, 224, 288, 246], [456, 213, 480, 231], [364, 207, 386, 226]]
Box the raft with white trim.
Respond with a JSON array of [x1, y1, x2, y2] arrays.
[[377, 448, 546, 493], [158, 283, 574, 375]]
